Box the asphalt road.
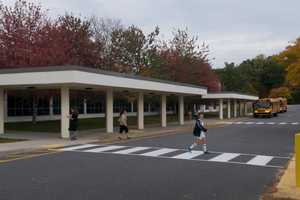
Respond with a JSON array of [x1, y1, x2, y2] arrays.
[[0, 105, 299, 200]]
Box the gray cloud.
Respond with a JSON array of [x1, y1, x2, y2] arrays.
[[3, 0, 300, 68]]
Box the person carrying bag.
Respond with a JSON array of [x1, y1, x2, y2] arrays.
[[187, 112, 208, 153]]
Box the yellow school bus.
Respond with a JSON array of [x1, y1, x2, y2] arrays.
[[277, 97, 288, 113], [253, 98, 280, 118]]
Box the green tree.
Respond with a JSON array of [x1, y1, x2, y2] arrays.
[[110, 25, 160, 73], [215, 62, 243, 92], [260, 57, 285, 96], [217, 55, 285, 97]]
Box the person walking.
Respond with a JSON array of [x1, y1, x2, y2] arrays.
[[118, 109, 130, 140], [69, 108, 79, 140], [187, 112, 208, 153]]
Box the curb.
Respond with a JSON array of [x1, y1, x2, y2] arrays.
[[0, 121, 226, 163]]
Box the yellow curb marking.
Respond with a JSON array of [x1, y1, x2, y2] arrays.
[[0, 151, 60, 164], [41, 144, 65, 149]]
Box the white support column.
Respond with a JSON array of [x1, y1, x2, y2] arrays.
[[83, 98, 87, 114], [130, 102, 134, 113], [49, 96, 54, 117], [137, 92, 144, 130], [106, 89, 114, 133], [227, 99, 231, 119], [219, 99, 223, 120], [161, 94, 167, 127], [244, 102, 248, 116], [234, 100, 237, 118], [179, 95, 184, 125], [0, 89, 4, 134], [249, 102, 253, 114], [61, 87, 70, 138]]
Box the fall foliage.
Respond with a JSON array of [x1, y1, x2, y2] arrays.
[[0, 0, 220, 92], [269, 87, 291, 99], [276, 38, 300, 88], [140, 29, 221, 92]]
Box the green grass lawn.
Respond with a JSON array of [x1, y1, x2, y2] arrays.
[[5, 115, 180, 133]]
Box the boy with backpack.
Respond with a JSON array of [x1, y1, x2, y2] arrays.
[[187, 112, 209, 153]]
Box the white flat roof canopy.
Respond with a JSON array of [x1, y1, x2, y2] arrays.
[[0, 65, 207, 96], [202, 92, 258, 101]]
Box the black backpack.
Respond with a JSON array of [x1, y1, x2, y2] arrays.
[[193, 120, 207, 136], [193, 121, 201, 136]]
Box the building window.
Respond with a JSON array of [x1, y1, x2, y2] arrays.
[[53, 95, 60, 115], [86, 93, 105, 114], [7, 93, 51, 116], [7, 94, 32, 116], [70, 94, 84, 114], [37, 96, 50, 115], [113, 98, 130, 113]]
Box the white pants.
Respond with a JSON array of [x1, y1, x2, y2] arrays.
[[196, 132, 206, 140]]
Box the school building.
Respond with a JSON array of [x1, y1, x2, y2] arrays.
[[0, 65, 258, 138]]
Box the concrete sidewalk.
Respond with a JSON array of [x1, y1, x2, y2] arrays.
[[0, 118, 239, 157], [262, 156, 300, 200], [273, 157, 300, 200]]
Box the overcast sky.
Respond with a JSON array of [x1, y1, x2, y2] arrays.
[[3, 0, 300, 68]]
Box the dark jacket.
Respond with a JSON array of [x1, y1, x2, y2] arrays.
[[69, 112, 78, 131], [193, 119, 207, 136]]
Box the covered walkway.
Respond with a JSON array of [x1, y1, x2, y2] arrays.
[[202, 92, 259, 120], [0, 66, 207, 138]]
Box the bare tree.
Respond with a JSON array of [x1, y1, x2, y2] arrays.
[[170, 28, 209, 62], [90, 16, 123, 70]]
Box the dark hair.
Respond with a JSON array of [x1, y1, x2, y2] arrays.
[[120, 109, 127, 116], [71, 107, 79, 115], [197, 112, 204, 118]]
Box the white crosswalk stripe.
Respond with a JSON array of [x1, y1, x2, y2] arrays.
[[209, 153, 240, 162], [223, 122, 233, 124], [172, 151, 203, 159], [256, 122, 265, 125], [84, 145, 126, 153], [141, 148, 177, 157], [61, 144, 99, 151], [279, 122, 287, 125], [57, 144, 289, 168], [112, 147, 151, 154], [223, 121, 299, 126], [247, 155, 273, 166]]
